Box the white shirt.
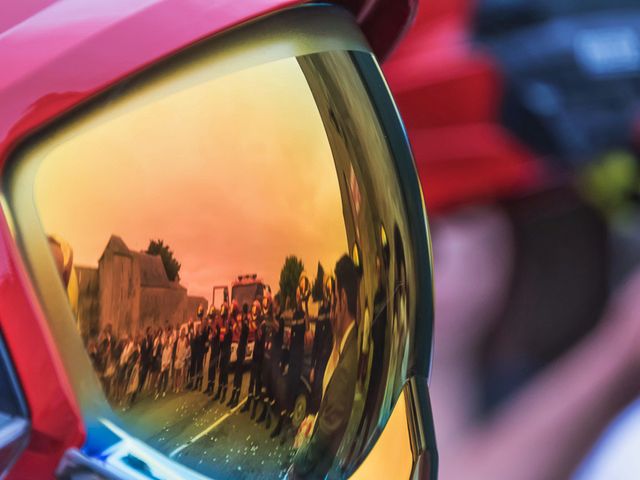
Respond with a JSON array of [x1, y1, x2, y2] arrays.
[[161, 340, 173, 371], [120, 341, 135, 366]]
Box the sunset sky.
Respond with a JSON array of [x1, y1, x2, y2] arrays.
[[34, 56, 348, 300]]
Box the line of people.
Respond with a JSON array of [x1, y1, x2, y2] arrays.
[[206, 276, 334, 442], [86, 274, 336, 444], [88, 318, 211, 407]]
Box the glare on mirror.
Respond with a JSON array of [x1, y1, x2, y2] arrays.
[[35, 53, 384, 480]]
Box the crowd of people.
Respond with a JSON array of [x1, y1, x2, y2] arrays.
[[86, 273, 336, 442], [49, 229, 363, 478]]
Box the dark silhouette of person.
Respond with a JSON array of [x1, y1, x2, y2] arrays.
[[205, 308, 221, 395], [289, 254, 359, 479], [243, 300, 265, 417], [228, 303, 250, 408], [137, 326, 154, 394], [193, 325, 206, 390], [270, 299, 289, 438], [274, 279, 309, 440], [213, 303, 233, 403], [258, 296, 284, 432]]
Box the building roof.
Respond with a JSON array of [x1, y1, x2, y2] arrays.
[[103, 235, 130, 256], [101, 234, 177, 289], [135, 252, 172, 288]]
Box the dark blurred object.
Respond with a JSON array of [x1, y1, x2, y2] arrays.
[[385, 0, 640, 212], [474, 0, 640, 37], [0, 333, 29, 477], [385, 1, 640, 479], [481, 187, 609, 413], [383, 0, 544, 215], [474, 0, 640, 165]]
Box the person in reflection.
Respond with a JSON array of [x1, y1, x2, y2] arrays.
[[200, 311, 213, 393], [256, 296, 273, 425], [174, 329, 189, 392], [243, 299, 265, 417], [228, 302, 250, 408], [271, 296, 291, 438], [187, 305, 205, 390], [310, 276, 335, 399], [158, 325, 173, 398], [117, 334, 136, 401], [288, 255, 359, 480], [191, 323, 206, 391], [350, 253, 389, 452], [277, 275, 311, 440], [125, 332, 141, 406], [87, 338, 98, 364], [205, 306, 221, 395], [150, 327, 163, 398], [138, 326, 154, 395], [259, 295, 284, 431], [214, 302, 233, 402], [98, 324, 116, 397]]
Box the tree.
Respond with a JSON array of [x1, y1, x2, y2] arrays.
[[146, 239, 181, 282], [279, 255, 304, 309], [274, 290, 283, 308], [311, 262, 325, 302]]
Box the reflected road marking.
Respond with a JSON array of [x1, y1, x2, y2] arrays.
[[168, 398, 247, 458]]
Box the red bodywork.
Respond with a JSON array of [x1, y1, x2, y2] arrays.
[[0, 1, 416, 477], [384, 0, 546, 216]]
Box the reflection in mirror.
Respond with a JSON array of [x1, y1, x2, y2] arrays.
[[34, 50, 414, 479]]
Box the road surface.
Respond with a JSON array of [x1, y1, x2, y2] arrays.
[[119, 370, 295, 479]]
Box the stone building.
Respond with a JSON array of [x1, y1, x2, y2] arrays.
[[76, 266, 99, 340], [76, 235, 207, 339]]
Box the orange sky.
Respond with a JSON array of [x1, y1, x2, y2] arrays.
[[35, 56, 348, 300]]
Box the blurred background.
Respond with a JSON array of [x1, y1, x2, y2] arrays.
[[384, 1, 640, 479]]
